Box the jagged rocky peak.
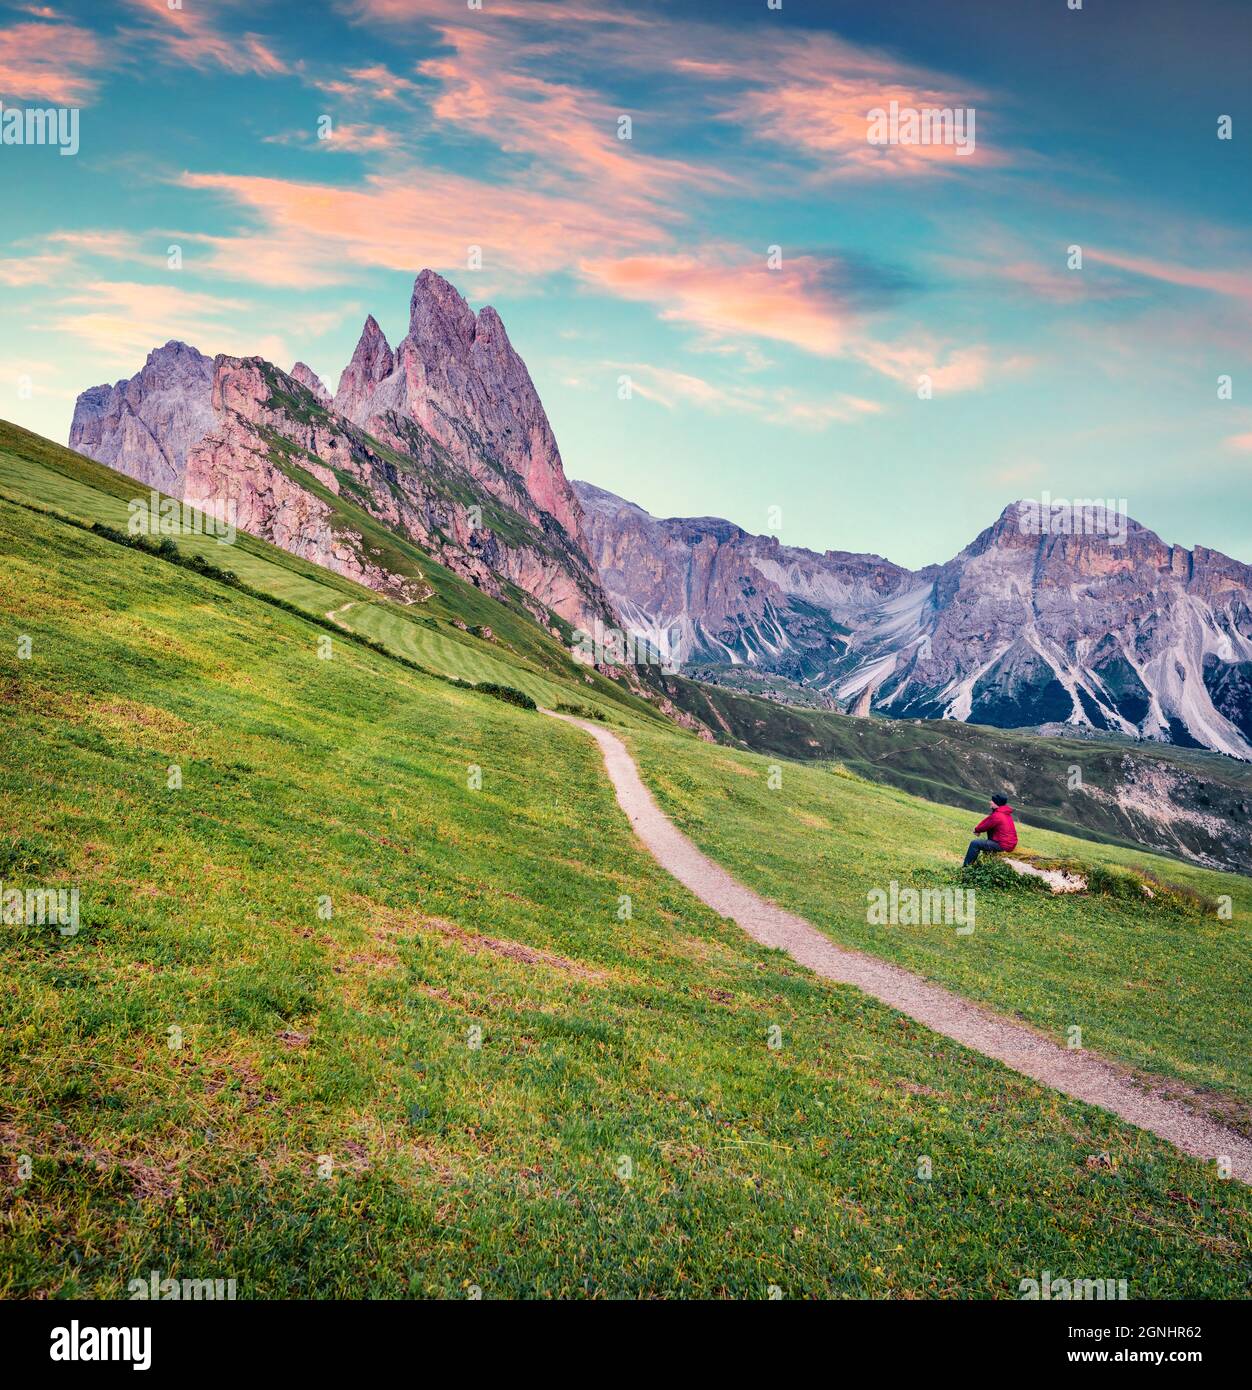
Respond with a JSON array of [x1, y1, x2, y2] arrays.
[[408, 267, 477, 348], [67, 275, 615, 635], [290, 362, 331, 407], [69, 340, 216, 494], [333, 314, 395, 415], [334, 269, 586, 543]]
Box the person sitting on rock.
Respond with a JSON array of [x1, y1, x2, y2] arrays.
[[963, 794, 1017, 867]]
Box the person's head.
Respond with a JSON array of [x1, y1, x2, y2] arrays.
[[991, 794, 1008, 807]]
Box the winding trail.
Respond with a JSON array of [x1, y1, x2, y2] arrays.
[[325, 601, 360, 629], [544, 709, 1252, 1183]]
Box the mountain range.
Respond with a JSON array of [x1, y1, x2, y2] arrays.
[[576, 484, 1252, 760], [68, 270, 1252, 760]]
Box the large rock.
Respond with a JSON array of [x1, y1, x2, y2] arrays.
[[289, 362, 331, 407], [69, 341, 215, 494]]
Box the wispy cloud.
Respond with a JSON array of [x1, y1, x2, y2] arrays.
[[608, 361, 882, 432], [1084, 248, 1252, 303], [121, 0, 287, 78], [580, 252, 867, 357], [178, 167, 667, 286], [852, 339, 1005, 394], [45, 279, 260, 364], [309, 63, 420, 103], [265, 123, 400, 154], [0, 19, 103, 104]]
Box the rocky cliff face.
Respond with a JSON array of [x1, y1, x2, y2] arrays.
[[575, 482, 919, 676], [68, 273, 613, 633], [335, 269, 587, 545], [847, 502, 1252, 758], [69, 341, 216, 495], [578, 487, 1252, 759]]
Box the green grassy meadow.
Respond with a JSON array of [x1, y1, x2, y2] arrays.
[[1, 433, 1250, 1298], [629, 723, 1252, 1108]]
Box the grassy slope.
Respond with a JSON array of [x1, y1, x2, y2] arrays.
[[658, 671, 1252, 873], [0, 420, 658, 723], [628, 722, 1252, 1106], [3, 497, 1252, 1297]]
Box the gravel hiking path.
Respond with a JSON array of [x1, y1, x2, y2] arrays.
[[543, 709, 1252, 1183]]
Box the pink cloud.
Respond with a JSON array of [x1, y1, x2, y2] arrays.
[[0, 20, 103, 103], [731, 76, 998, 177], [416, 23, 734, 219], [341, 0, 636, 23], [580, 249, 1008, 392], [122, 0, 287, 77], [581, 253, 854, 356], [349, 0, 996, 185], [179, 168, 666, 287], [1085, 248, 1252, 303]]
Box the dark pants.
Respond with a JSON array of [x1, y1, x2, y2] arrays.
[[963, 838, 1004, 868]]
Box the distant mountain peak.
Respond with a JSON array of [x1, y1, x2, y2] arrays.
[[290, 362, 330, 406], [578, 480, 1252, 759]]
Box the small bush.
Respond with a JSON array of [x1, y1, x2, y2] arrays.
[[476, 682, 536, 711], [964, 854, 1053, 895], [554, 701, 600, 720]]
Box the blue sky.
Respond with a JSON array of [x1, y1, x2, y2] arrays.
[[1, 0, 1249, 568]]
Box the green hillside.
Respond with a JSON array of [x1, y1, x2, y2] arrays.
[[0, 420, 659, 723], [2, 429, 1251, 1297], [628, 724, 1252, 1106], [657, 670, 1252, 874]]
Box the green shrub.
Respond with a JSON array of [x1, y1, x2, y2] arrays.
[[476, 682, 536, 711], [554, 701, 600, 720]]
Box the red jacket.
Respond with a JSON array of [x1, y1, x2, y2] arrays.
[[975, 804, 1017, 850]]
